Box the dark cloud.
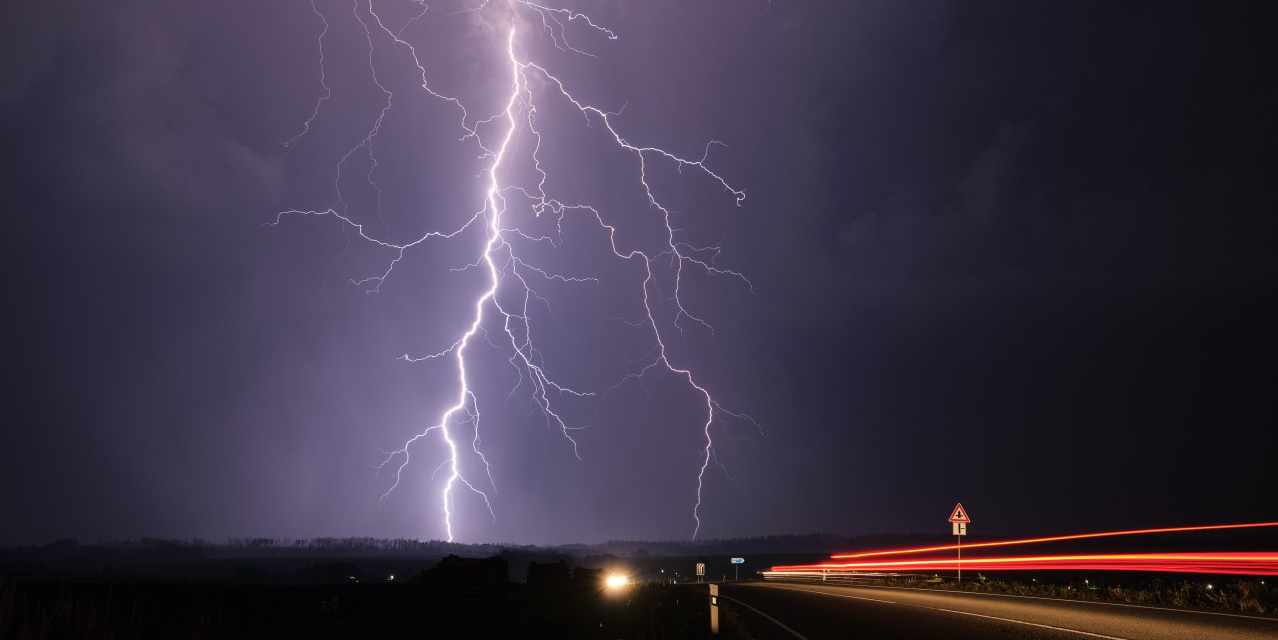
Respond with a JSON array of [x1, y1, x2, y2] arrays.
[[3, 0, 1275, 544]]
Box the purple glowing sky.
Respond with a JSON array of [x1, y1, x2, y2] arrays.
[[3, 0, 1275, 545]]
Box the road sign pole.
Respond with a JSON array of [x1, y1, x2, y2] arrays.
[[948, 503, 970, 584]]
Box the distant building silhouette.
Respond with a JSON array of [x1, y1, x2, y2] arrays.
[[525, 560, 570, 592], [421, 554, 508, 600], [570, 566, 603, 592]]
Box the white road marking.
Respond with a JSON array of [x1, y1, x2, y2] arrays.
[[763, 581, 1278, 623], [719, 594, 814, 640], [761, 583, 1134, 640]]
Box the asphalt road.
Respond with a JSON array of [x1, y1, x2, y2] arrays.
[[719, 581, 1278, 640]]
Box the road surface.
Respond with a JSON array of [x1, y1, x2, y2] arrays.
[[719, 581, 1278, 640]]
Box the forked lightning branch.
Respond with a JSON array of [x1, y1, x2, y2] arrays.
[[273, 0, 760, 541]]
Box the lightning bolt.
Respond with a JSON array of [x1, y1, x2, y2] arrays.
[[273, 0, 760, 542]]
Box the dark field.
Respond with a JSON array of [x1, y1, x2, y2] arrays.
[[0, 579, 754, 640]]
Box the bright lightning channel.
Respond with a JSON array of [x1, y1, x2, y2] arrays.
[[273, 0, 760, 542]]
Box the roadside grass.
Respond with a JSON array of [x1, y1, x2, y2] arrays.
[[835, 575, 1276, 615]]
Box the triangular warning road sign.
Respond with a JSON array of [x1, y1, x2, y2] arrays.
[[948, 503, 970, 523]]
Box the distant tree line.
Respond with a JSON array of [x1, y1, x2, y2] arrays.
[[1, 532, 958, 567]]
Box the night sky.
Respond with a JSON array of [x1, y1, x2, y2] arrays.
[[4, 0, 1275, 546]]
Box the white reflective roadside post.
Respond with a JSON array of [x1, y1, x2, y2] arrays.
[[709, 583, 719, 635]]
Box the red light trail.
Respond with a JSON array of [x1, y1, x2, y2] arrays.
[[770, 522, 1278, 576], [771, 552, 1278, 576], [830, 521, 1278, 559]]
